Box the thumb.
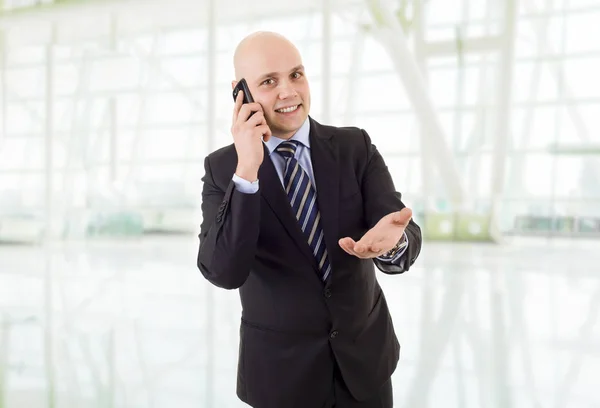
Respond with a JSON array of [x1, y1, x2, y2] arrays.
[[393, 208, 412, 225]]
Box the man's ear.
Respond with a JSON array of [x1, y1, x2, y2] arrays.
[[231, 80, 237, 90]]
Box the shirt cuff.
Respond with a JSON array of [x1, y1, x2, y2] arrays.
[[376, 232, 409, 264], [232, 173, 259, 194]]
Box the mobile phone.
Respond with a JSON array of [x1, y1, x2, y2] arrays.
[[232, 78, 255, 103], [233, 78, 257, 119]]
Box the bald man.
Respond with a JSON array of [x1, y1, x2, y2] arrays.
[[197, 32, 422, 408]]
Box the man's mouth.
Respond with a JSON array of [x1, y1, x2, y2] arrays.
[[275, 104, 300, 113]]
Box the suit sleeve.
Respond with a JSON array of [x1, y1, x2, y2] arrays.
[[359, 129, 422, 274], [196, 155, 261, 289]]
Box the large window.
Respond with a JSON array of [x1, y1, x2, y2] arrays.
[[1, 1, 599, 234]]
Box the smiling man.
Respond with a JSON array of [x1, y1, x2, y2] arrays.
[[197, 31, 422, 408], [232, 32, 310, 141]]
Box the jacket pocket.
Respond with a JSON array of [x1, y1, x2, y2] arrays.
[[240, 318, 299, 335]]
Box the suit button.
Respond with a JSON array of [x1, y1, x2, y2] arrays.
[[330, 330, 338, 339], [324, 289, 331, 298], [216, 215, 223, 223]]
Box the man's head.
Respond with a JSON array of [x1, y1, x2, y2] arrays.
[[232, 32, 310, 140]]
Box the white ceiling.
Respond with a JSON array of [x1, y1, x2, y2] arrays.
[[0, 0, 365, 46]]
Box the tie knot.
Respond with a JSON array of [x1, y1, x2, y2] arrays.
[[275, 140, 300, 160]]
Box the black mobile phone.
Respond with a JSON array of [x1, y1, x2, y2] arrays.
[[232, 78, 255, 103]]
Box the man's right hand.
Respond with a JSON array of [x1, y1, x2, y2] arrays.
[[231, 91, 272, 181]]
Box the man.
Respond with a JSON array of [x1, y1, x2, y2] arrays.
[[197, 31, 422, 408]]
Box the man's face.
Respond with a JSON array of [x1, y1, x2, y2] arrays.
[[233, 39, 311, 140]]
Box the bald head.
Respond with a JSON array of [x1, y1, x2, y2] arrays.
[[233, 31, 302, 80], [231, 31, 311, 140]]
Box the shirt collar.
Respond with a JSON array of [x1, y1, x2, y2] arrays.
[[264, 116, 311, 154]]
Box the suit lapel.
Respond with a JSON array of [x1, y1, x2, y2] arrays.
[[258, 117, 340, 278], [308, 118, 340, 276]]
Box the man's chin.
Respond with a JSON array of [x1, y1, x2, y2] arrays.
[[270, 125, 301, 139], [270, 116, 307, 135]]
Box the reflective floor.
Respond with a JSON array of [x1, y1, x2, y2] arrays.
[[0, 235, 599, 408]]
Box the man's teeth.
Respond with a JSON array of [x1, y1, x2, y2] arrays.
[[276, 105, 299, 113]]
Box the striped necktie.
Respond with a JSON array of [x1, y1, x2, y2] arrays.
[[275, 140, 331, 281]]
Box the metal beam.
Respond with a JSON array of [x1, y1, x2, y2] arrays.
[[454, 24, 466, 183], [44, 25, 56, 240], [365, 0, 466, 207], [109, 14, 118, 183], [412, 0, 435, 211], [489, 0, 517, 239], [205, 0, 217, 406], [43, 26, 57, 408], [0, 28, 5, 146], [321, 0, 332, 123]]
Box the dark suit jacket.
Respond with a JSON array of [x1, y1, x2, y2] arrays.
[[197, 117, 422, 408]]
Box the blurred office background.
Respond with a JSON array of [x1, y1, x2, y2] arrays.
[[0, 0, 599, 407]]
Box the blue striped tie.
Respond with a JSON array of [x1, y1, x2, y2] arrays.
[[276, 140, 331, 281]]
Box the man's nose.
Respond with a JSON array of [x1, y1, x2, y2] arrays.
[[278, 82, 298, 99]]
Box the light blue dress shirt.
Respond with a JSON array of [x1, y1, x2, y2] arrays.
[[231, 117, 408, 263]]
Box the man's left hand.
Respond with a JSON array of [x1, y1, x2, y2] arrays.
[[338, 208, 412, 259]]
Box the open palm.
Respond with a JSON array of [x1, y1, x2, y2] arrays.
[[338, 207, 412, 259]]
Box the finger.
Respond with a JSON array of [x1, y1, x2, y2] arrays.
[[354, 248, 376, 258], [353, 235, 376, 253], [355, 243, 378, 255], [263, 127, 272, 141], [354, 242, 367, 253], [370, 236, 389, 253], [339, 243, 354, 256], [356, 240, 384, 256], [246, 111, 266, 127], [339, 237, 355, 247], [362, 251, 380, 258], [262, 125, 272, 141], [340, 238, 376, 259], [262, 114, 272, 139], [233, 90, 244, 123], [255, 124, 271, 138], [238, 103, 263, 123], [356, 237, 390, 257], [343, 244, 373, 259], [345, 246, 364, 258], [338, 238, 356, 255]]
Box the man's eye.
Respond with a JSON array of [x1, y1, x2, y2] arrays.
[[292, 72, 302, 79], [262, 79, 275, 85]]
